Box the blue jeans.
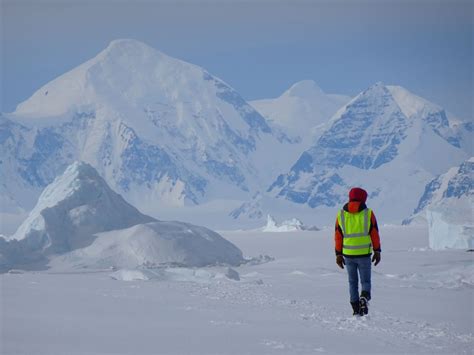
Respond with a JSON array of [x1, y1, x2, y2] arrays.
[[345, 256, 371, 303]]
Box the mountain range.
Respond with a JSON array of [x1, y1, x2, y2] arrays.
[[1, 39, 472, 230], [266, 83, 471, 223], [1, 39, 301, 220]]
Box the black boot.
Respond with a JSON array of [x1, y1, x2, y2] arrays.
[[359, 291, 370, 316], [360, 290, 371, 301], [350, 301, 360, 316]]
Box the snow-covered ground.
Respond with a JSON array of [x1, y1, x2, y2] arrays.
[[1, 225, 472, 354]]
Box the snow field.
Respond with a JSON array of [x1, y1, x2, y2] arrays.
[[1, 225, 472, 354], [49, 221, 244, 270]]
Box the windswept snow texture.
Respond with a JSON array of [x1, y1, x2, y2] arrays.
[[2, 226, 473, 354], [50, 221, 244, 269], [109, 267, 241, 282], [269, 82, 469, 223]]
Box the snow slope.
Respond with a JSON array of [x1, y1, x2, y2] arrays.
[[403, 157, 473, 249], [405, 157, 473, 224], [250, 80, 350, 145], [2, 39, 297, 220], [268, 82, 469, 224], [50, 221, 244, 269], [452, 120, 473, 155], [0, 114, 60, 214], [388, 85, 473, 155], [1, 226, 472, 354]]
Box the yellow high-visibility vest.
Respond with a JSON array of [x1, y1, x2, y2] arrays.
[[337, 208, 372, 256]]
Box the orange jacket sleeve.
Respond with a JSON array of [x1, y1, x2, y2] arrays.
[[370, 211, 381, 252], [334, 218, 343, 255]]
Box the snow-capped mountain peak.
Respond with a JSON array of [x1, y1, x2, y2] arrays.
[[14, 38, 270, 133], [100, 38, 165, 58], [5, 39, 290, 216], [405, 157, 474, 224], [31, 161, 105, 210], [282, 80, 325, 98], [386, 85, 440, 119], [268, 82, 469, 223], [250, 81, 351, 142], [15, 39, 207, 118]]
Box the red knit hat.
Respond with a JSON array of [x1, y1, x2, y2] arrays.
[[349, 187, 368, 202]]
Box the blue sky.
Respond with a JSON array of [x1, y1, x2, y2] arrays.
[[2, 0, 473, 119]]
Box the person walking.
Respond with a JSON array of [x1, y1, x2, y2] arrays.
[[334, 187, 381, 316]]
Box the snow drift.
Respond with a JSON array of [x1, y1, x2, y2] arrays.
[[51, 221, 244, 269], [109, 266, 241, 282]]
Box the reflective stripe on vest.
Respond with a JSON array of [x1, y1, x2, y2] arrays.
[[338, 208, 372, 256]]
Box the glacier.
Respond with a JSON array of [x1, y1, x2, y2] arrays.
[[404, 158, 473, 250], [427, 199, 473, 250]]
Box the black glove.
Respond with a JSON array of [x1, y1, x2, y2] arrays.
[[372, 251, 381, 266], [336, 255, 345, 269]]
